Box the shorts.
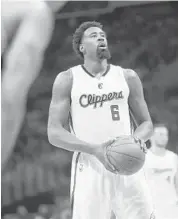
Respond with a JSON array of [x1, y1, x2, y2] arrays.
[[70, 152, 155, 219]]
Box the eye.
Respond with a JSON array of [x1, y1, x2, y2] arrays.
[[91, 34, 97, 38], [101, 32, 106, 38]]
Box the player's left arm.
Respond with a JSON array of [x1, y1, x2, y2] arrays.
[[124, 69, 153, 143]]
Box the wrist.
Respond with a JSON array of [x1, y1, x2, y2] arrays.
[[87, 144, 99, 156]]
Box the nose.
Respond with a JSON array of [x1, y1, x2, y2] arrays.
[[98, 36, 105, 41]]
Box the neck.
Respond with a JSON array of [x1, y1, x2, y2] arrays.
[[150, 143, 167, 156], [83, 59, 108, 75]]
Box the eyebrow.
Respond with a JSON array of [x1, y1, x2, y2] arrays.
[[89, 31, 106, 36]]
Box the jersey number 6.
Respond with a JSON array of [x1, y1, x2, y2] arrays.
[[110, 105, 120, 121]]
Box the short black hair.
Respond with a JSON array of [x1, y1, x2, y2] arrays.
[[72, 21, 103, 59]]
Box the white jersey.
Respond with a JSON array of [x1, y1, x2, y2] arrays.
[[70, 65, 155, 219], [70, 64, 131, 144], [145, 149, 178, 218]]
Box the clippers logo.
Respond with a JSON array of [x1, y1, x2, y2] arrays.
[[79, 91, 124, 108], [98, 83, 103, 89]]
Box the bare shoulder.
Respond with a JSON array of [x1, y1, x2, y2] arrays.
[[52, 69, 73, 98], [123, 68, 139, 81], [122, 68, 142, 88], [54, 69, 73, 86]]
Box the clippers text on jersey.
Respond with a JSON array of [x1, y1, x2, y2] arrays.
[[79, 91, 124, 108]]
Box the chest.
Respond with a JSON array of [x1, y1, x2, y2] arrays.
[[72, 73, 129, 108]]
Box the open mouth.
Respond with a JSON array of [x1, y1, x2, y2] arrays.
[[98, 42, 107, 49]]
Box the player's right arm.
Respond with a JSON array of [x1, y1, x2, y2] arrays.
[[47, 70, 116, 173], [48, 70, 98, 154]]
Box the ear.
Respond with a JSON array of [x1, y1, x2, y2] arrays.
[[79, 44, 85, 53]]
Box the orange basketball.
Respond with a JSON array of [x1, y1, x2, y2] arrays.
[[106, 136, 146, 175]]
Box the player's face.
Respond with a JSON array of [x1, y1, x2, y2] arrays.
[[81, 27, 111, 60], [153, 126, 169, 148]]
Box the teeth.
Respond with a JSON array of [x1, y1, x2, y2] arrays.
[[99, 43, 105, 46], [99, 45, 106, 48]]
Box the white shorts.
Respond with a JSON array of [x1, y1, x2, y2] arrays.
[[70, 152, 155, 219]]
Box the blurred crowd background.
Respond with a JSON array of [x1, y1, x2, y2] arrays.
[[1, 1, 178, 219]]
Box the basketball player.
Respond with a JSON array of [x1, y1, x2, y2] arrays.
[[48, 21, 155, 219], [145, 124, 178, 219], [1, 0, 67, 168]]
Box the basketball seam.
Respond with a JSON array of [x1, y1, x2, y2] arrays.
[[111, 142, 136, 147], [108, 151, 145, 161], [107, 155, 134, 174], [109, 154, 143, 174]]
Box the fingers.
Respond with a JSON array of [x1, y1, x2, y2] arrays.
[[141, 143, 148, 154], [134, 137, 147, 154], [105, 139, 115, 146], [103, 145, 118, 174], [97, 139, 119, 174], [105, 162, 118, 174], [106, 160, 115, 172]]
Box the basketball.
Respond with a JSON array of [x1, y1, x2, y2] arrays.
[[106, 136, 146, 175]]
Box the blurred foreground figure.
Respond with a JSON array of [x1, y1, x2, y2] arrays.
[[1, 0, 67, 168], [145, 124, 178, 219]]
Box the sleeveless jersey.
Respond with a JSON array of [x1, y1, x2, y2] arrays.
[[145, 150, 178, 211], [70, 64, 131, 144]]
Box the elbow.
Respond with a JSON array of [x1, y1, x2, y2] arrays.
[[47, 125, 55, 144], [47, 129, 55, 145], [47, 126, 63, 146]]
